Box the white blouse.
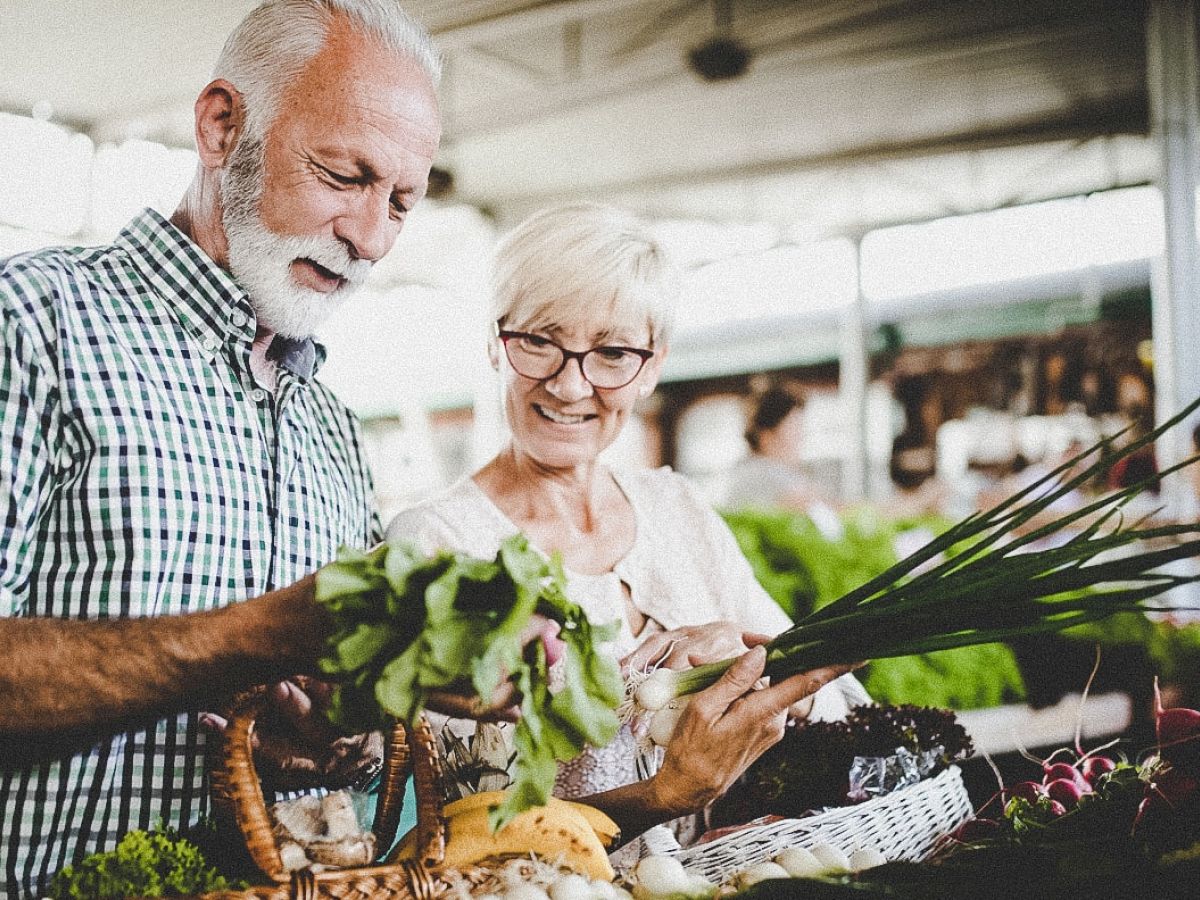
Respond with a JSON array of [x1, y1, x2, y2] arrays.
[[386, 466, 868, 800]]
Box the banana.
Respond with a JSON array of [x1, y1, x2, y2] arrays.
[[387, 796, 615, 881], [440, 792, 620, 849]]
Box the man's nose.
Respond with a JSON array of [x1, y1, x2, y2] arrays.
[[335, 190, 400, 263], [545, 356, 593, 401]]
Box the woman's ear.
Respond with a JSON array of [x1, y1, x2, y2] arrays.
[[638, 342, 668, 397], [487, 337, 501, 371], [193, 79, 245, 169]]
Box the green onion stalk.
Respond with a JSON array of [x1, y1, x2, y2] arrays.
[[633, 397, 1200, 715]]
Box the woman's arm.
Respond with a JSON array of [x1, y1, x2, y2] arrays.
[[581, 647, 853, 842]]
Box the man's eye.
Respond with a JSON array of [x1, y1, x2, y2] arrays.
[[319, 166, 357, 186], [521, 334, 553, 349]]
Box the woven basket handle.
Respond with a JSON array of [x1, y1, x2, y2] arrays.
[[213, 688, 449, 882]]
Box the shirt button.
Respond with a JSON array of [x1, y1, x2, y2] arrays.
[[201, 336, 219, 353], [230, 310, 248, 328], [249, 388, 267, 403]]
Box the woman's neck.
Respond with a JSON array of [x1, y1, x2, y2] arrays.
[[477, 447, 609, 534]]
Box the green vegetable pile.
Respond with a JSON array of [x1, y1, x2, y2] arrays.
[[315, 534, 622, 828], [723, 506, 1026, 710], [49, 828, 234, 899]]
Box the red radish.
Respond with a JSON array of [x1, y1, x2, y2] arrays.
[[1004, 781, 1045, 803], [1081, 755, 1116, 785], [953, 818, 1000, 842], [1154, 679, 1200, 773], [1046, 800, 1067, 817], [1042, 762, 1088, 790], [1044, 778, 1086, 809]]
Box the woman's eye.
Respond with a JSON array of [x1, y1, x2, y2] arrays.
[[522, 335, 552, 348], [595, 348, 628, 362]]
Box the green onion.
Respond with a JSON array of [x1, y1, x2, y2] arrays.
[[646, 396, 1200, 706]]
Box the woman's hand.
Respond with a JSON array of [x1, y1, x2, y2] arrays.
[[622, 622, 773, 673], [646, 646, 852, 817]]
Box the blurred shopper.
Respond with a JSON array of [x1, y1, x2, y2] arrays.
[[387, 204, 867, 851], [0, 3, 452, 895], [721, 386, 843, 538]]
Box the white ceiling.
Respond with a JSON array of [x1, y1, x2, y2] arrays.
[[0, 0, 1155, 235]]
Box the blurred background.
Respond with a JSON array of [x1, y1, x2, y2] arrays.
[[5, 0, 1200, 774]]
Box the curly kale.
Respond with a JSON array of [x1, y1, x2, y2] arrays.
[[715, 704, 973, 823], [49, 828, 235, 899]]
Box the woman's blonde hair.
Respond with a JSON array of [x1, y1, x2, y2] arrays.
[[491, 203, 677, 347]]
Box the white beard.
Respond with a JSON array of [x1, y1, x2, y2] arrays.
[[220, 136, 373, 339]]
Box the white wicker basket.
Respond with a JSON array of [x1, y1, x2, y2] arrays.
[[669, 765, 973, 885]]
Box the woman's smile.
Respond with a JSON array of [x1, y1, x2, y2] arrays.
[[533, 403, 597, 426]]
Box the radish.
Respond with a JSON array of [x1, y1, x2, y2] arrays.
[[952, 818, 1000, 842], [1042, 762, 1088, 791], [1081, 755, 1116, 786], [1046, 800, 1067, 817], [1004, 780, 1045, 803], [1154, 679, 1200, 773], [1044, 778, 1086, 810]]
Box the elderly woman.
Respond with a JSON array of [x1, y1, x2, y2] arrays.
[[387, 203, 867, 846]]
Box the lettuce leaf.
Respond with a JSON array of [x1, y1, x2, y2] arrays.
[[315, 534, 620, 829]]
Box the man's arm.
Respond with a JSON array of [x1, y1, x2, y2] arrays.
[[0, 578, 330, 741]]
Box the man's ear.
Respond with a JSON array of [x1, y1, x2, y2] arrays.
[[487, 337, 501, 371], [193, 79, 245, 169]]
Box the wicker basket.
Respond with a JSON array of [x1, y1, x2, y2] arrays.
[[669, 765, 973, 885], [204, 688, 517, 900]]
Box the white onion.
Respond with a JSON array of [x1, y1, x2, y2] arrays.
[[503, 886, 551, 900], [648, 699, 689, 747], [547, 874, 592, 900], [809, 841, 851, 873], [634, 854, 691, 896], [634, 669, 677, 712], [774, 846, 824, 877], [735, 861, 790, 888], [848, 847, 887, 871]]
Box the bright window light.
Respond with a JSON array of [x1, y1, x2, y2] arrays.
[[0, 113, 92, 236], [860, 187, 1167, 305], [677, 239, 857, 332], [91, 140, 196, 237]]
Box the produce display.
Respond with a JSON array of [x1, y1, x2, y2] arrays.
[[315, 533, 623, 828], [714, 704, 973, 824], [629, 402, 1200, 728]]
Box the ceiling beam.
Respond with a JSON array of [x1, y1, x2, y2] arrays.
[[444, 15, 1138, 142], [431, 0, 658, 51], [458, 102, 1150, 209]]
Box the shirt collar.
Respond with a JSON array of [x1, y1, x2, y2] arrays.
[[115, 208, 326, 381]]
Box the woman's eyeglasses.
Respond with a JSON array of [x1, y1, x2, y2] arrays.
[[496, 326, 654, 390]]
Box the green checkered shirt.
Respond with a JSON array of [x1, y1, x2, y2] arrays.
[[0, 210, 380, 898]]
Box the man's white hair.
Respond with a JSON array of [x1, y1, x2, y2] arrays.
[[492, 203, 679, 348], [213, 0, 441, 141]]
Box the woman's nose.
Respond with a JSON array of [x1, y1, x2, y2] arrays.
[[544, 356, 593, 400]]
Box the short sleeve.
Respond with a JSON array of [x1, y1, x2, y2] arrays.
[[0, 306, 59, 618]]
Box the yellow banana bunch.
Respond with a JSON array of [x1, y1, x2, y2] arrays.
[[387, 791, 620, 882]]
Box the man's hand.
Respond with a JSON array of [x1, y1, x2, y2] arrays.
[[647, 646, 853, 817], [423, 615, 565, 723], [201, 677, 382, 792], [622, 622, 773, 673]]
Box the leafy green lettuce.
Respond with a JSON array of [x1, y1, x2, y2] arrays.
[[315, 534, 622, 829]]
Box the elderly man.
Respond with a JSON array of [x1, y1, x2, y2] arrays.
[[0, 1, 440, 894]]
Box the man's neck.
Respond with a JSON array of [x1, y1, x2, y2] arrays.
[[249, 328, 278, 391]]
